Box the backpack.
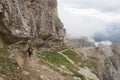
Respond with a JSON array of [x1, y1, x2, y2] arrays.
[[28, 48, 32, 52]]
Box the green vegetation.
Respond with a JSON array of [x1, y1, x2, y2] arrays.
[[0, 50, 21, 79], [89, 79, 95, 80], [47, 51, 69, 65], [38, 51, 75, 72], [37, 49, 85, 79], [62, 49, 81, 63]]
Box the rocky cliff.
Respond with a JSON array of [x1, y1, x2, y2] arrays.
[[66, 38, 95, 48], [0, 0, 66, 46], [74, 41, 120, 80]]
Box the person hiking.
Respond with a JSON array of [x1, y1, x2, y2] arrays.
[[28, 46, 33, 57]]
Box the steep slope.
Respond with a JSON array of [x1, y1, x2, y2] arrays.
[[0, 50, 23, 80], [71, 39, 120, 80], [0, 36, 4, 48], [66, 38, 95, 48], [0, 46, 72, 80], [1, 39, 120, 80]]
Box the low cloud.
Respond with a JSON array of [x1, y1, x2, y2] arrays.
[[58, 0, 120, 13], [95, 40, 112, 46], [58, 0, 120, 38]]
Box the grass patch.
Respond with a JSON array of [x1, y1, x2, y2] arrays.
[[37, 55, 73, 78], [38, 51, 75, 71], [73, 71, 86, 80], [62, 49, 81, 63], [0, 50, 21, 79], [37, 50, 85, 79]]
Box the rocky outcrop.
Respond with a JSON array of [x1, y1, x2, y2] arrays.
[[0, 0, 66, 45], [67, 38, 120, 80], [75, 44, 120, 80], [91, 45, 120, 80], [66, 38, 95, 48], [0, 36, 4, 48]]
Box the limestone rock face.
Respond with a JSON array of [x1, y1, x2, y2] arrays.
[[68, 38, 120, 80], [66, 38, 95, 48], [75, 44, 120, 80], [0, 0, 66, 45], [0, 36, 4, 48], [92, 45, 120, 80]]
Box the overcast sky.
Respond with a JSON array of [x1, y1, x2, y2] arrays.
[[57, 0, 120, 38]]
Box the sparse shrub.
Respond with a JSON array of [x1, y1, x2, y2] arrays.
[[62, 49, 81, 63], [0, 50, 21, 79], [37, 50, 85, 79]]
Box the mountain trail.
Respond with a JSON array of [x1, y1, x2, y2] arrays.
[[21, 49, 66, 80], [58, 49, 75, 65]]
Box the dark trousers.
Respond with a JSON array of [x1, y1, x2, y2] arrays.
[[28, 52, 32, 57]]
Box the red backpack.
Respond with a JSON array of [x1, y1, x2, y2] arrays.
[[28, 48, 32, 52]]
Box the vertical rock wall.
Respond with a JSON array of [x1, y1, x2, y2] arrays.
[[0, 0, 66, 45]]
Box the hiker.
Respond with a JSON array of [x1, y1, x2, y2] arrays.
[[28, 47, 33, 57]]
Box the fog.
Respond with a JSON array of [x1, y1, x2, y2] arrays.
[[58, 0, 120, 38]]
